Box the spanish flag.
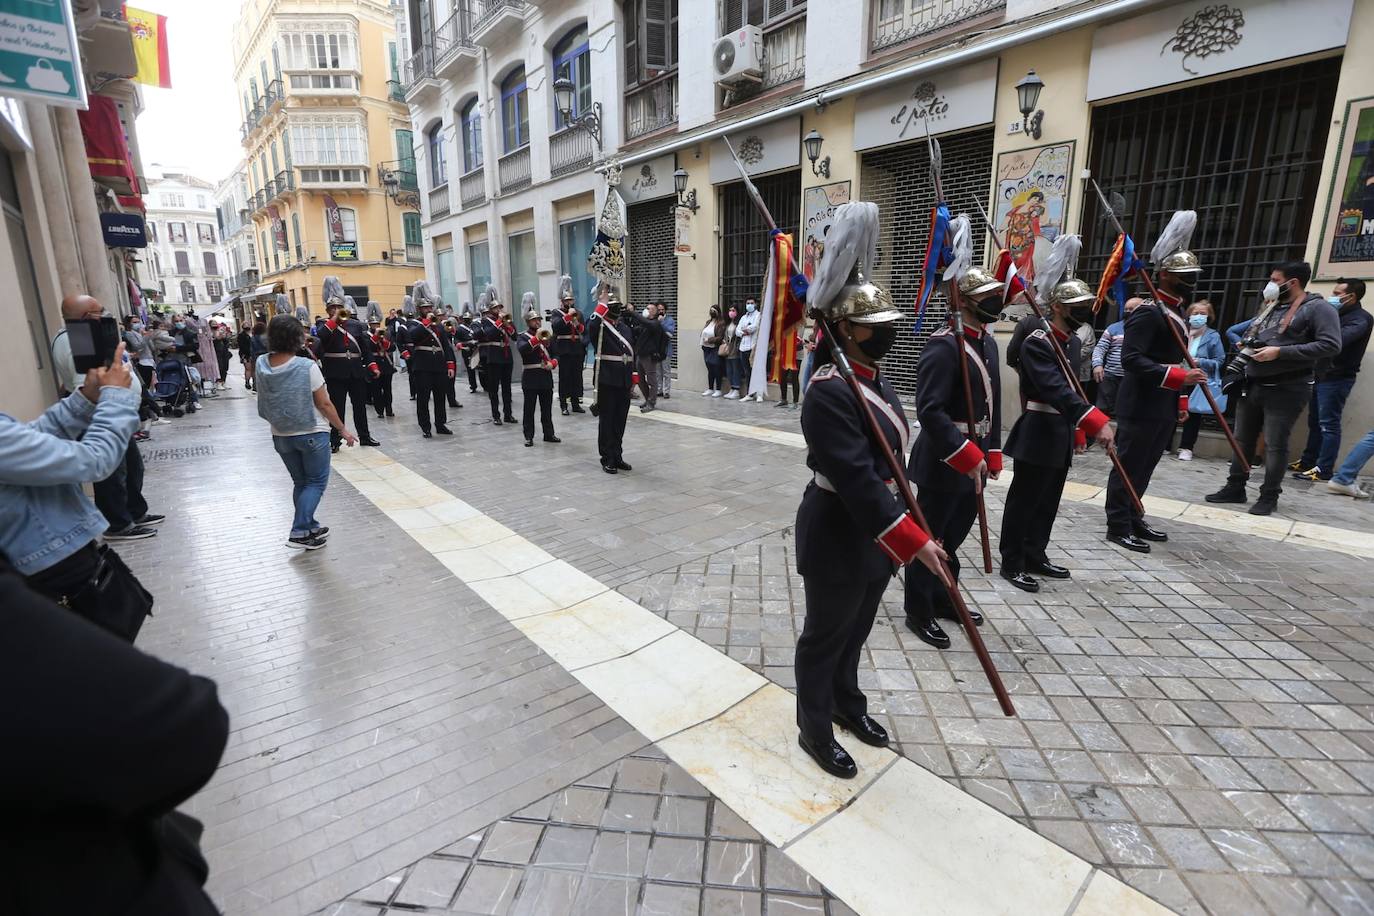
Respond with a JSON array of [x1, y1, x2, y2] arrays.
[[125, 6, 172, 89]]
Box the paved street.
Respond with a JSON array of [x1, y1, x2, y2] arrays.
[[122, 370, 1374, 916]]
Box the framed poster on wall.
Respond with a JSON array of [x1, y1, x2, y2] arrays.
[[993, 141, 1074, 286], [802, 181, 851, 281], [1317, 96, 1374, 280]]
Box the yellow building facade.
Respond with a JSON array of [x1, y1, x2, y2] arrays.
[[232, 0, 424, 319]]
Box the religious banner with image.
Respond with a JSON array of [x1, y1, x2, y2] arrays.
[[1317, 96, 1374, 279], [323, 195, 345, 243], [802, 181, 851, 281], [993, 141, 1074, 285]]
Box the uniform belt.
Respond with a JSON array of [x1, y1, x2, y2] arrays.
[[814, 472, 900, 498], [596, 354, 629, 362], [1025, 400, 1059, 415], [954, 417, 993, 436], [413, 345, 441, 352], [322, 352, 360, 358], [557, 334, 579, 340], [479, 341, 505, 347]]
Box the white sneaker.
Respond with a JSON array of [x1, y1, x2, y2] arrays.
[[711, 390, 722, 398], [1326, 479, 1371, 499], [724, 390, 739, 400], [701, 389, 713, 397], [1177, 449, 1193, 461]]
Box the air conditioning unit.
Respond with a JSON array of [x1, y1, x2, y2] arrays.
[[712, 25, 763, 88]]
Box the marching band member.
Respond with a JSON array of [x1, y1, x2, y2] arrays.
[[516, 302, 561, 448]]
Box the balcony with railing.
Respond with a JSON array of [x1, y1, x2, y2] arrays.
[[625, 73, 678, 142], [721, 16, 806, 109], [262, 79, 284, 112], [459, 167, 486, 208], [406, 243, 424, 264], [434, 5, 478, 78], [428, 182, 451, 219], [272, 169, 295, 199], [870, 0, 1005, 54], [240, 102, 265, 143], [548, 125, 593, 178], [230, 269, 260, 292], [471, 0, 526, 44], [402, 45, 438, 101], [387, 79, 405, 102], [497, 146, 531, 194]]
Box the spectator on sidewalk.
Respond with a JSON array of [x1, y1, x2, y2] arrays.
[[1206, 261, 1340, 516], [236, 323, 254, 388], [1293, 279, 1371, 481], [254, 315, 357, 551], [0, 554, 227, 914], [1174, 300, 1226, 461], [211, 321, 233, 389], [701, 306, 726, 397], [723, 306, 744, 399], [737, 297, 763, 401], [1092, 296, 1142, 416], [634, 304, 668, 413], [1326, 428, 1374, 499], [51, 295, 163, 541], [657, 303, 675, 399]]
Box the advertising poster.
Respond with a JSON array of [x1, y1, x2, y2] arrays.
[[993, 141, 1074, 285], [802, 181, 851, 281], [1318, 96, 1374, 279]]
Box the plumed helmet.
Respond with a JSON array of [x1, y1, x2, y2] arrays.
[[322, 276, 345, 306], [274, 293, 290, 315], [1159, 249, 1203, 274], [1050, 277, 1094, 306], [958, 266, 1003, 298], [412, 280, 436, 308], [1151, 211, 1202, 274], [521, 291, 536, 310], [808, 202, 901, 325], [558, 274, 575, 302], [604, 285, 624, 306], [483, 284, 501, 309], [402, 294, 416, 317], [341, 295, 357, 318]]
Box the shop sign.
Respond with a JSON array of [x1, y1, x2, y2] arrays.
[[100, 212, 147, 248], [802, 181, 850, 281], [852, 59, 997, 152], [331, 240, 358, 261], [709, 117, 800, 184], [1317, 95, 1374, 279], [1087, 0, 1353, 101], [0, 0, 86, 108], [993, 141, 1075, 286], [619, 154, 676, 204], [673, 206, 692, 256]]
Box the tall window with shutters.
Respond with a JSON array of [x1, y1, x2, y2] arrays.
[[396, 128, 417, 189], [180, 280, 195, 303], [500, 68, 529, 153], [623, 0, 680, 140], [174, 250, 191, 275], [718, 0, 806, 101], [203, 251, 219, 275], [427, 123, 447, 186], [552, 26, 591, 129], [460, 99, 483, 173]]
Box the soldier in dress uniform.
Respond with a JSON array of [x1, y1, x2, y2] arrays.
[[516, 303, 561, 448], [367, 318, 396, 419], [454, 309, 478, 393], [794, 201, 947, 779], [999, 237, 1114, 592], [439, 317, 465, 410], [551, 276, 587, 415], [475, 286, 517, 425], [587, 287, 641, 474], [904, 266, 1004, 650], [1105, 212, 1208, 552], [399, 282, 456, 438], [316, 279, 381, 452]]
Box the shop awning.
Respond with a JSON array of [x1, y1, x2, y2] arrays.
[[210, 296, 238, 316], [253, 284, 278, 297]]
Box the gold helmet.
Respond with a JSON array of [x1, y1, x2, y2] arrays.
[[831, 277, 902, 325], [1050, 276, 1094, 306], [958, 266, 1002, 298], [1159, 249, 1203, 274]]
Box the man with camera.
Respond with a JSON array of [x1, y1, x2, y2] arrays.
[[1206, 261, 1340, 516]]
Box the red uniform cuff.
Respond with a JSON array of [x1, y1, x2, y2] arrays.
[[594, 302, 609, 318], [1178, 394, 1189, 415], [1161, 365, 1187, 390], [1076, 406, 1109, 438], [876, 513, 930, 565], [447, 361, 456, 371], [1074, 428, 1087, 450], [944, 439, 985, 475], [986, 450, 1002, 474], [402, 350, 411, 359]]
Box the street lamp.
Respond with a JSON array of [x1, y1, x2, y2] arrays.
[[553, 74, 603, 150], [1015, 70, 1045, 140], [803, 128, 830, 179], [673, 167, 699, 214]]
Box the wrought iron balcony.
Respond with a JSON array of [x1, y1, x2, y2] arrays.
[[497, 146, 530, 194], [472, 0, 525, 44], [428, 182, 451, 219], [459, 167, 486, 208], [273, 169, 295, 198], [434, 4, 478, 77], [402, 45, 438, 101], [405, 242, 424, 264], [625, 73, 677, 141], [387, 79, 405, 102], [870, 0, 1006, 54], [548, 125, 593, 178]]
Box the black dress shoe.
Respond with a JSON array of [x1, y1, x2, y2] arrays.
[[492, 417, 503, 425], [561, 406, 570, 416], [906, 617, 951, 649], [935, 606, 984, 626], [1001, 570, 1040, 593], [435, 426, 453, 435], [503, 415, 517, 424], [375, 411, 385, 419], [601, 462, 618, 475], [421, 430, 433, 439], [797, 734, 857, 779], [1205, 487, 1247, 504], [360, 438, 382, 447], [330, 443, 340, 453], [1108, 533, 1150, 553], [614, 459, 632, 471], [453, 401, 464, 409], [832, 713, 889, 748], [525, 439, 534, 447], [571, 404, 586, 413], [385, 408, 394, 417], [1029, 561, 1071, 579], [1133, 521, 1167, 542], [544, 435, 561, 443]]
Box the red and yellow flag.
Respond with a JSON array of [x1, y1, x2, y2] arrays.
[[769, 230, 804, 381], [125, 6, 172, 89]]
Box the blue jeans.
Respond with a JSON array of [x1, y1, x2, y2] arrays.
[[1301, 377, 1356, 474], [273, 432, 331, 537], [1333, 428, 1374, 486]]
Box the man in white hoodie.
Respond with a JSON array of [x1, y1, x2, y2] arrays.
[[736, 297, 763, 402]]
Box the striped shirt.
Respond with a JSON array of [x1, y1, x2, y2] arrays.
[[1092, 320, 1126, 377]]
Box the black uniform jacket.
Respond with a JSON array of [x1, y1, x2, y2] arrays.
[[516, 332, 555, 392], [401, 318, 456, 374], [910, 325, 1003, 487], [370, 335, 396, 377], [796, 361, 928, 583], [588, 312, 638, 389], [1004, 316, 1108, 468], [551, 313, 587, 360], [454, 322, 476, 362], [476, 315, 516, 366], [316, 319, 376, 380], [1116, 292, 1190, 423]]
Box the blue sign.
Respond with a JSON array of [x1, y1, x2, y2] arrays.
[[101, 212, 147, 248]]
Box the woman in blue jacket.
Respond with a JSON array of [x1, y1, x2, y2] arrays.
[[1176, 300, 1227, 460]]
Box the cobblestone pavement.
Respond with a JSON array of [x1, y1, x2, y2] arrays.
[[124, 371, 1374, 915]]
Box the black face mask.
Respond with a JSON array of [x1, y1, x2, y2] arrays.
[[856, 323, 898, 361], [1174, 277, 1197, 295], [1067, 307, 1093, 328], [968, 296, 1001, 324]]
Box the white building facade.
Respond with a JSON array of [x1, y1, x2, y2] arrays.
[[138, 167, 232, 312], [216, 162, 260, 300]]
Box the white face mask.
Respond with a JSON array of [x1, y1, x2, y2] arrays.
[[1262, 280, 1281, 302], [745, 302, 756, 313], [643, 307, 653, 319]]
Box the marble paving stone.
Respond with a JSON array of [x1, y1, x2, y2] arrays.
[[1071, 869, 1177, 916], [510, 590, 676, 671]]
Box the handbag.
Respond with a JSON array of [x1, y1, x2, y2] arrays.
[[1188, 375, 1227, 416], [35, 544, 154, 643]]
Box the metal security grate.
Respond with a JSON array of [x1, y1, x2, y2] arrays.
[[142, 445, 215, 462], [719, 170, 802, 315], [627, 198, 679, 371], [861, 127, 995, 399], [1082, 56, 1341, 333]]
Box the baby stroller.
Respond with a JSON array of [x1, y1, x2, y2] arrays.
[[151, 358, 196, 417]]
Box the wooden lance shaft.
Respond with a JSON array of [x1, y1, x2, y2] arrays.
[[946, 289, 995, 575]]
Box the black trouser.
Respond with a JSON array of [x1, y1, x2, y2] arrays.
[[412, 370, 447, 433], [1225, 379, 1309, 501], [596, 386, 631, 465], [483, 362, 514, 419], [1105, 416, 1174, 534], [1096, 374, 1122, 416], [1178, 411, 1205, 451], [325, 376, 371, 448], [369, 374, 393, 416], [904, 483, 975, 624], [93, 438, 148, 531], [704, 348, 724, 391], [1000, 460, 1070, 573], [446, 371, 460, 407], [559, 362, 584, 408], [464, 358, 478, 392], [523, 387, 555, 441], [216, 351, 231, 381], [136, 363, 154, 389], [779, 368, 800, 404], [795, 575, 888, 743]]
